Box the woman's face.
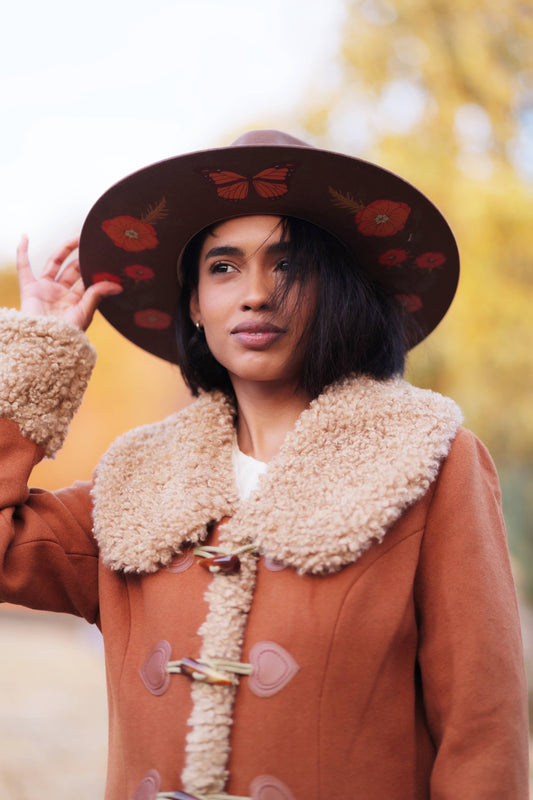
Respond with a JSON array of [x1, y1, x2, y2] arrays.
[[189, 215, 317, 393]]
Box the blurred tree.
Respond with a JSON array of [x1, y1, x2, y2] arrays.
[[300, 0, 533, 595], [305, 0, 533, 173]]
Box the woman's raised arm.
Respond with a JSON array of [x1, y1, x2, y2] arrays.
[[0, 238, 109, 620], [16, 235, 122, 330]]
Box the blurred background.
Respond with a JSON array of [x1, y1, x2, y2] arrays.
[[0, 0, 532, 796]]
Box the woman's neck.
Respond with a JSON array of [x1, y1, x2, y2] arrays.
[[232, 379, 312, 463]]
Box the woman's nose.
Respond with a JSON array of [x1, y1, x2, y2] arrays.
[[240, 266, 272, 310]]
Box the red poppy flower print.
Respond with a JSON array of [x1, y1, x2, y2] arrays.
[[396, 294, 423, 313], [102, 216, 159, 252], [124, 264, 156, 281], [378, 248, 408, 266], [92, 272, 122, 285], [415, 252, 446, 270], [356, 200, 411, 237], [134, 309, 172, 330]]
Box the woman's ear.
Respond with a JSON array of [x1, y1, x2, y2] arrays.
[[189, 290, 200, 326]]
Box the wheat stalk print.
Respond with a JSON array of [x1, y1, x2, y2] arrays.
[[328, 186, 365, 213], [141, 197, 168, 223]]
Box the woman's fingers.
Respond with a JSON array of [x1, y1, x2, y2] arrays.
[[72, 281, 122, 331], [16, 235, 81, 289], [14, 235, 122, 331], [41, 236, 80, 280], [15, 235, 124, 331], [15, 235, 35, 290], [56, 258, 82, 289], [69, 276, 86, 297]]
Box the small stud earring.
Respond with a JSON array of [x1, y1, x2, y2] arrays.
[[195, 321, 203, 331]]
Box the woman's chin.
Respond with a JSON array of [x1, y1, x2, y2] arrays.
[[228, 365, 301, 392]]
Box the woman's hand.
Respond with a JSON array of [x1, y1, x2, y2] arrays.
[[16, 235, 122, 331]]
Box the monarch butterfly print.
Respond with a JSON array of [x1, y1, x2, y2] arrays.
[[198, 163, 297, 201]]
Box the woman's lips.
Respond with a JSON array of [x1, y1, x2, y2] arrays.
[[230, 321, 285, 349]]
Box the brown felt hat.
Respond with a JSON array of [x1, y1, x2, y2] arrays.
[[79, 129, 459, 363]]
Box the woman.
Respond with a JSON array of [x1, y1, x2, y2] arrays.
[[0, 130, 528, 799]]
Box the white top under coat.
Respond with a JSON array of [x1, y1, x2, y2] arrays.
[[232, 436, 268, 501]]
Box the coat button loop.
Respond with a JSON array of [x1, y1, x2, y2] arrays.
[[264, 556, 287, 572], [139, 641, 172, 696], [130, 769, 160, 800], [250, 774, 296, 799], [166, 549, 195, 573], [248, 642, 300, 697], [130, 771, 205, 800]]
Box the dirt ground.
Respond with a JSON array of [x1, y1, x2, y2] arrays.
[[0, 604, 531, 799], [0, 608, 107, 799]]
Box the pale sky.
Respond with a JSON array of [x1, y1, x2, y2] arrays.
[[0, 0, 346, 268]]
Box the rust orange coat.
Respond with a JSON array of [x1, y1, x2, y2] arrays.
[[0, 310, 529, 799]]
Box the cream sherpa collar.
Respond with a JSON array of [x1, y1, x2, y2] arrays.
[[92, 376, 462, 575]]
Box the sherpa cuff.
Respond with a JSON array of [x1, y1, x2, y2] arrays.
[[0, 308, 96, 457]]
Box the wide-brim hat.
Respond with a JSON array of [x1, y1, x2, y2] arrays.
[[79, 129, 459, 363]]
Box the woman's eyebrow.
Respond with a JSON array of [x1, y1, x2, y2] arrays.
[[265, 240, 289, 256], [203, 240, 289, 261], [203, 245, 244, 259]]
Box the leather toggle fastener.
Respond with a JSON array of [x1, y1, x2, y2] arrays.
[[193, 544, 259, 575], [167, 657, 253, 686], [198, 553, 241, 575], [140, 640, 298, 697], [140, 642, 254, 695]]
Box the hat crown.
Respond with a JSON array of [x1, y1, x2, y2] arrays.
[[230, 129, 311, 148]]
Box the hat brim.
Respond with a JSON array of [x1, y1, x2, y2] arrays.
[[79, 139, 459, 363]]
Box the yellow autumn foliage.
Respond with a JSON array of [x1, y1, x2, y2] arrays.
[[300, 0, 533, 467]]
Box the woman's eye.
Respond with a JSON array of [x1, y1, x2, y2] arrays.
[[276, 259, 290, 272], [210, 262, 237, 274]]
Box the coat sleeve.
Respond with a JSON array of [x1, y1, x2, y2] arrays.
[[0, 308, 100, 622], [415, 427, 529, 799]]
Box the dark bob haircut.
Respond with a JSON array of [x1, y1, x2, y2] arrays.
[[175, 217, 410, 399]]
